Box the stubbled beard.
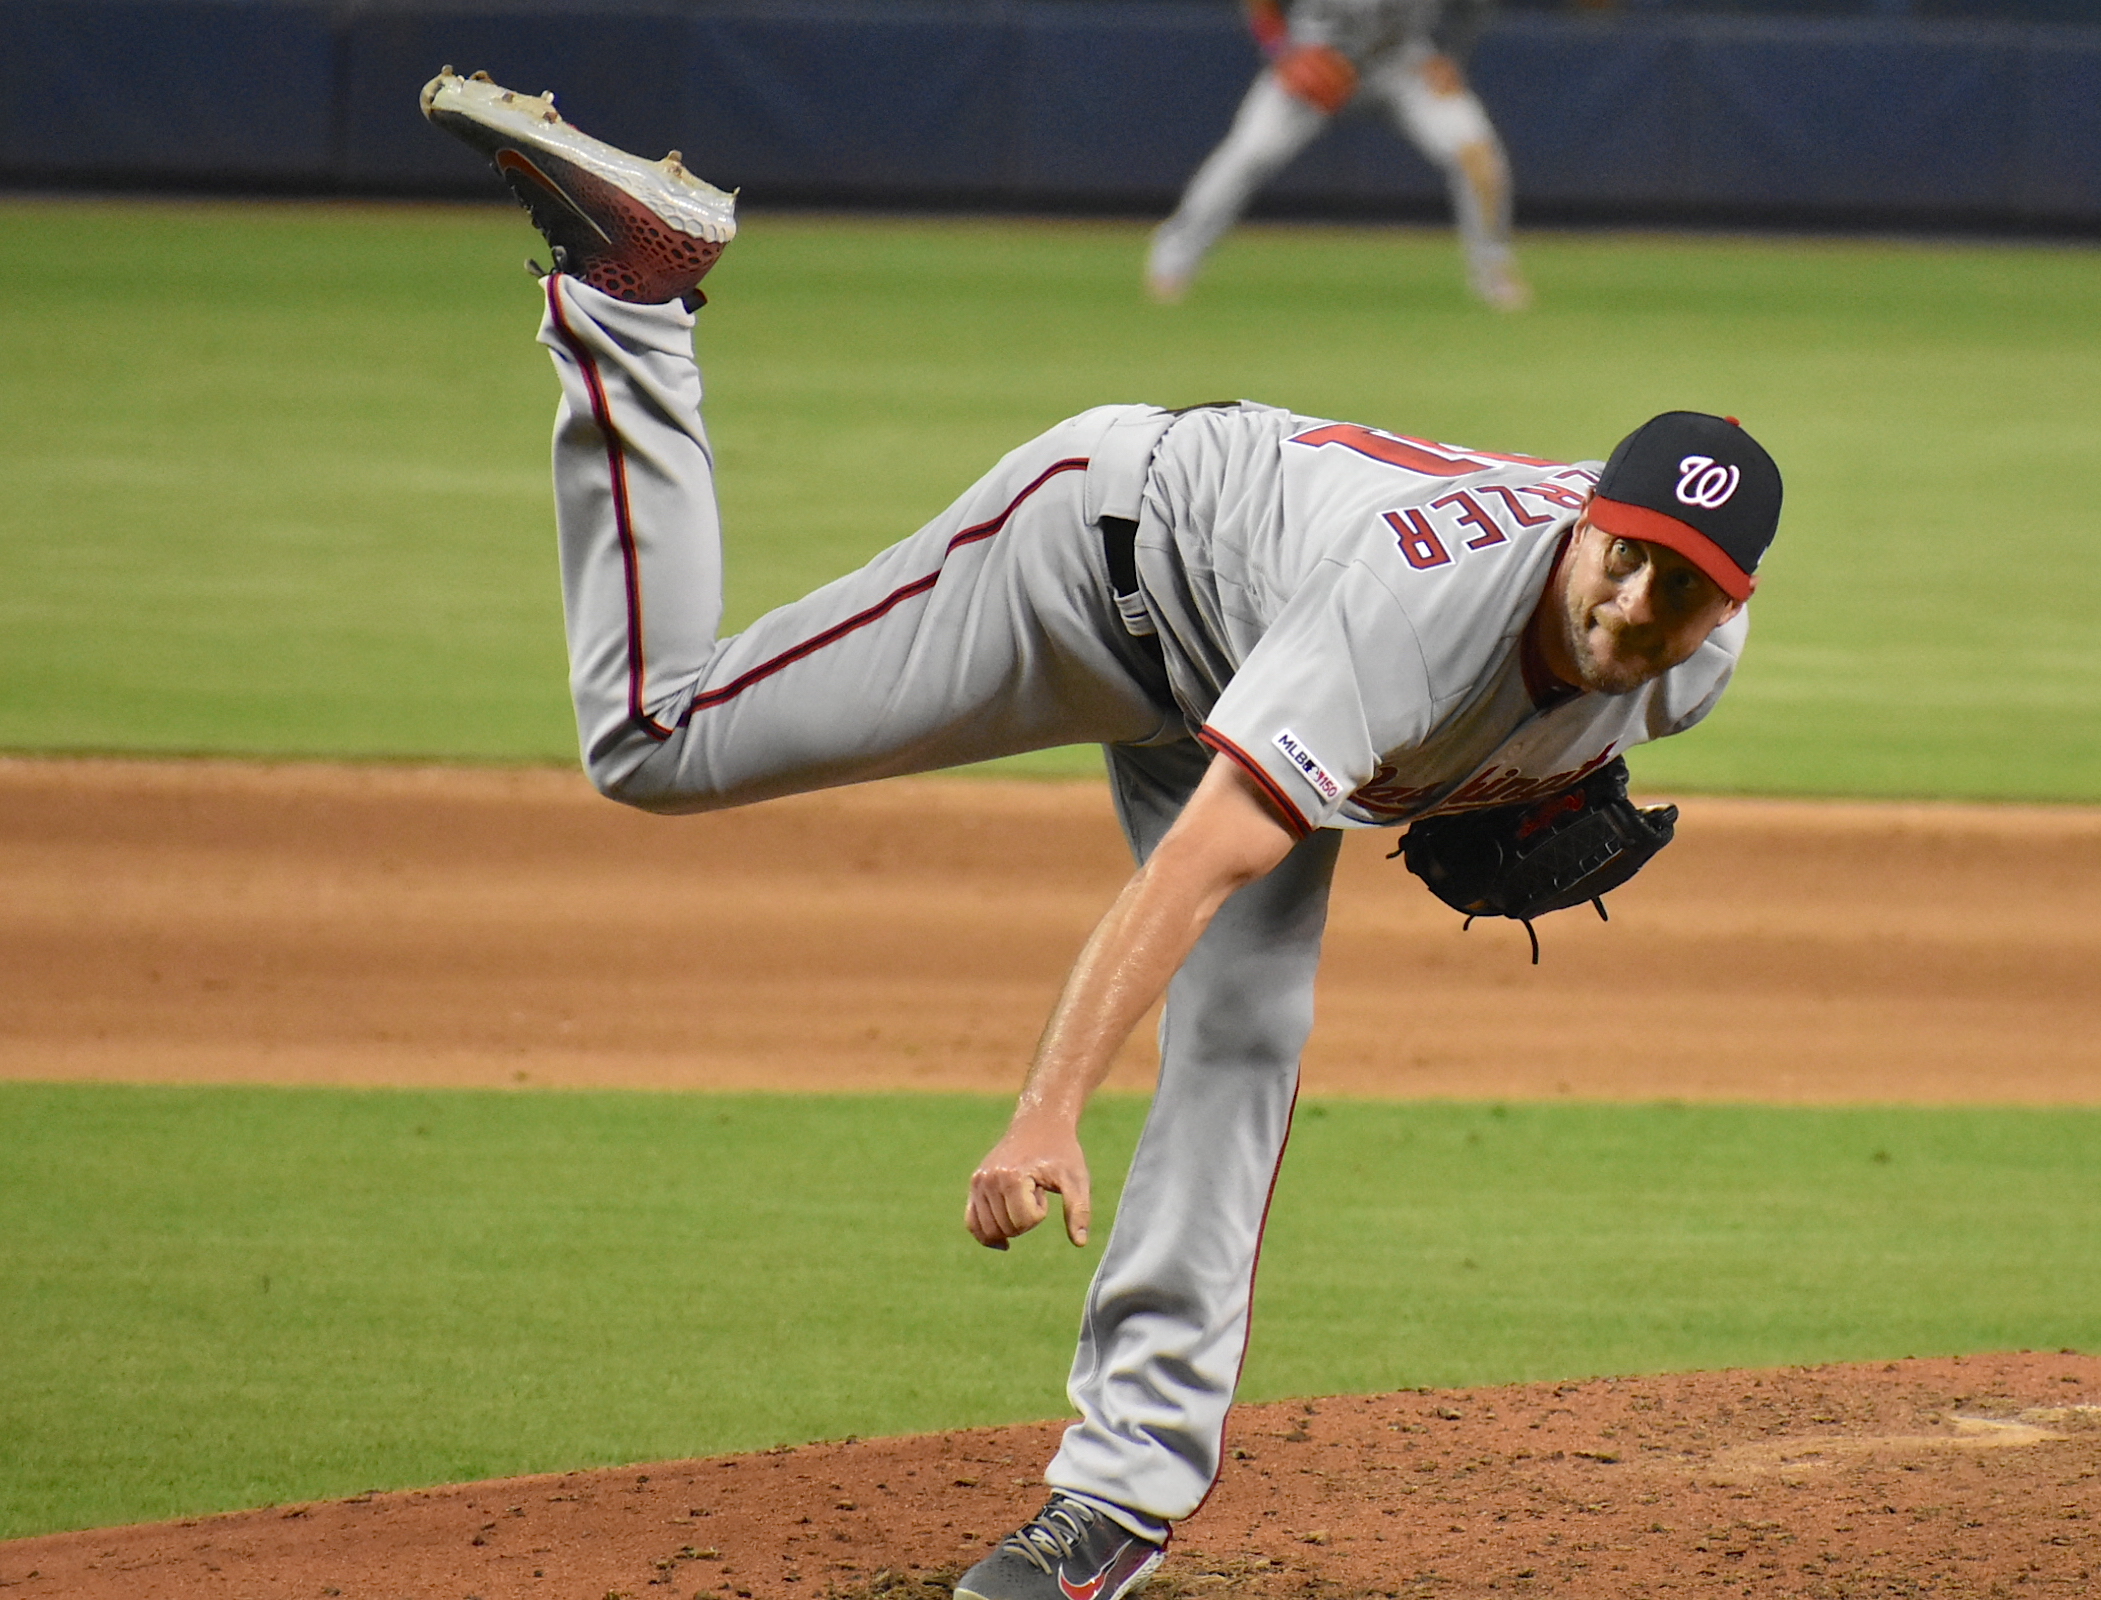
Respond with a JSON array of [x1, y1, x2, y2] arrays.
[[1556, 597, 1663, 696]]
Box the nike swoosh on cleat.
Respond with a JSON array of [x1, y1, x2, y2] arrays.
[[493, 149, 614, 244], [1056, 1545, 1128, 1600]]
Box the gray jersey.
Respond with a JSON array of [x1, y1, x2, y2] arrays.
[[1133, 402, 1745, 835]]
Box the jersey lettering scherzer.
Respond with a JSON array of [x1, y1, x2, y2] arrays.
[[1134, 402, 1746, 835]]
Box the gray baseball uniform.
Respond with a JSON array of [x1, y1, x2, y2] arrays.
[[1146, 0, 1525, 308], [538, 274, 1743, 1531]]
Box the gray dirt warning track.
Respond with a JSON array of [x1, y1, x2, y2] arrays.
[[2, 755, 2099, 1103]]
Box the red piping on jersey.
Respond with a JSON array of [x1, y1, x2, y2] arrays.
[[681, 458, 1090, 720], [1192, 1078, 1302, 1518], [1584, 493, 1755, 602], [1196, 727, 1313, 839], [545, 275, 675, 741]]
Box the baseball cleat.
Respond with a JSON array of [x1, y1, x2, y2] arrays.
[[419, 67, 736, 307], [1142, 267, 1190, 306], [1142, 223, 1199, 306], [954, 1494, 1164, 1600]]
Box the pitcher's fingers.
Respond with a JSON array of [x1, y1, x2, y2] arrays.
[[966, 1178, 1018, 1248], [971, 1170, 1045, 1245], [964, 1187, 996, 1245], [1061, 1173, 1093, 1246], [964, 1191, 1011, 1250], [993, 1172, 1050, 1240]]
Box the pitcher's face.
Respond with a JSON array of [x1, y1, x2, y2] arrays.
[[1544, 519, 1744, 695]]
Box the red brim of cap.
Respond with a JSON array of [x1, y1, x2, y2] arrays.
[[1585, 495, 1755, 603]]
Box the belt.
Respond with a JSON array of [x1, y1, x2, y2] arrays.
[[1099, 514, 1166, 676], [1100, 514, 1141, 599]]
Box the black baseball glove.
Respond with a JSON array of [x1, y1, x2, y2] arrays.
[[1394, 757, 1677, 963]]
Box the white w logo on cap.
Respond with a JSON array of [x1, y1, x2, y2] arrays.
[[1676, 455, 1740, 509]]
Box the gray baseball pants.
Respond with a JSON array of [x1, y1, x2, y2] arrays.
[[539, 275, 1341, 1531]]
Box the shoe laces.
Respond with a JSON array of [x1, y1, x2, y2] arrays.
[[1003, 1497, 1102, 1575]]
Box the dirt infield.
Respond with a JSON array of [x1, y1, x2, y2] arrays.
[[5, 756, 2101, 1597], [5, 756, 2100, 1102]]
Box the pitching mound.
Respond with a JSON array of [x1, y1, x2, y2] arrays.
[[8, 1354, 2098, 1598]]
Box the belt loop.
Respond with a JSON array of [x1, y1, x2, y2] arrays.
[[1082, 405, 1173, 647], [1083, 406, 1175, 526]]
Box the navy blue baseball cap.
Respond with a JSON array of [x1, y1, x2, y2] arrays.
[[1586, 412, 1782, 602]]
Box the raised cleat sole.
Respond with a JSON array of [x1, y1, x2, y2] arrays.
[[418, 69, 736, 249]]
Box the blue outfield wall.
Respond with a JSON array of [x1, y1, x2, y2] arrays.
[[3, 0, 2099, 228]]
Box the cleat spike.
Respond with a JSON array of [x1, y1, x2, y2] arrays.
[[500, 90, 514, 103], [440, 62, 455, 75], [471, 70, 492, 82]]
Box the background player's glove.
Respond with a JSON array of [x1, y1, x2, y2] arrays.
[[1244, 0, 1290, 56], [1274, 43, 1359, 114], [1396, 757, 1677, 964]]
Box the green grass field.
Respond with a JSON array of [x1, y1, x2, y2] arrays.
[[2, 200, 2097, 797], [7, 1083, 2100, 1539]]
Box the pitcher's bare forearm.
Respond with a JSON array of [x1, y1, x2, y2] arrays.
[[965, 757, 1297, 1249]]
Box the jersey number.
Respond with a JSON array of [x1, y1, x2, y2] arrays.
[[1290, 422, 1552, 476]]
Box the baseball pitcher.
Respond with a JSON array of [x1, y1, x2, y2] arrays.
[[1148, 0, 1527, 309], [423, 70, 1781, 1600]]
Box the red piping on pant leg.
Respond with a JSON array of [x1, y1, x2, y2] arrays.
[[680, 457, 1091, 720], [545, 274, 675, 742], [1190, 1078, 1300, 1520]]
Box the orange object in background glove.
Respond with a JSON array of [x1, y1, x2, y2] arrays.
[[1274, 43, 1358, 114], [1243, 0, 1290, 55]]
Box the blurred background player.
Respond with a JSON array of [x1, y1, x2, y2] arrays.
[[1146, 0, 1529, 310]]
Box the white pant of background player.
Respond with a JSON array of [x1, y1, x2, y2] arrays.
[[544, 277, 1336, 1534], [1148, 41, 1525, 310]]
